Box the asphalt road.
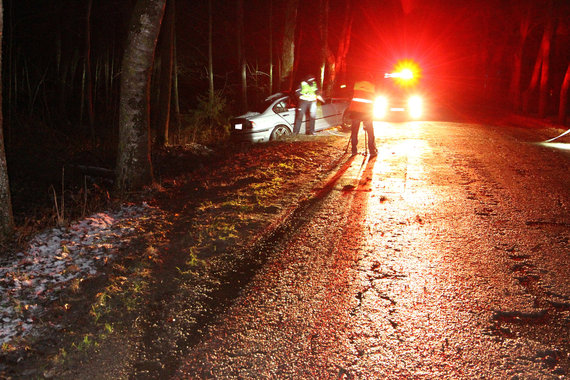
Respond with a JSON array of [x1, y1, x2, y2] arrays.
[[176, 121, 570, 379]]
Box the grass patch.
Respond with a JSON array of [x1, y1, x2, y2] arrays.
[[90, 292, 111, 323], [185, 248, 204, 268], [72, 334, 95, 352], [250, 176, 284, 206]]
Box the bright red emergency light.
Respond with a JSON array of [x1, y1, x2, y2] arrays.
[[385, 59, 421, 87], [384, 69, 413, 79], [374, 59, 424, 119]]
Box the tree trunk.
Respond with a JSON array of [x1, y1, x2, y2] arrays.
[[156, 0, 175, 148], [0, 0, 14, 240], [330, 0, 353, 92], [237, 0, 247, 112], [522, 8, 552, 115], [508, 1, 531, 112], [280, 0, 298, 90], [522, 38, 543, 113], [115, 0, 166, 192], [208, 0, 214, 106], [510, 48, 523, 111], [269, 0, 273, 95], [319, 0, 329, 94], [85, 0, 95, 142], [559, 63, 570, 124], [538, 1, 553, 118], [172, 21, 182, 144]]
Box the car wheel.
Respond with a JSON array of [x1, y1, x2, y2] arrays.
[[270, 125, 291, 140]]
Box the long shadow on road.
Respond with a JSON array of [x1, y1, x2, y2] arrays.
[[132, 153, 362, 378]]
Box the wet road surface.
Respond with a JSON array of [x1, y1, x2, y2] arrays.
[[177, 121, 570, 378]]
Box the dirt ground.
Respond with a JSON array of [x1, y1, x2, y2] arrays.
[[0, 130, 351, 379]]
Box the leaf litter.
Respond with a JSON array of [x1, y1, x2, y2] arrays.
[[0, 202, 162, 346]]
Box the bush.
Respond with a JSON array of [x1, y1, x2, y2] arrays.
[[182, 91, 231, 146]]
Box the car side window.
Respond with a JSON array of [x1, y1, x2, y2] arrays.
[[273, 101, 287, 114]]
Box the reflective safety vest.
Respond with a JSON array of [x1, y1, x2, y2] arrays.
[[299, 81, 318, 101], [348, 80, 375, 113]]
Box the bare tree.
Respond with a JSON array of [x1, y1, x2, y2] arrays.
[[522, 1, 554, 115], [280, 0, 299, 90], [559, 63, 570, 124], [319, 0, 354, 96], [326, 0, 353, 95], [319, 0, 329, 93], [208, 0, 214, 106], [81, 0, 95, 143], [115, 0, 166, 192], [508, 0, 532, 112], [0, 0, 14, 240], [156, 0, 175, 147], [172, 31, 182, 143], [538, 0, 554, 118], [269, 0, 274, 94], [237, 0, 247, 111]]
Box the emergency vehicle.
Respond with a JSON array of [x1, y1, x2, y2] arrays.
[[374, 60, 424, 120]]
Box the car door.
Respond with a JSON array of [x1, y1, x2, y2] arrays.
[[273, 99, 295, 125], [315, 98, 342, 131]]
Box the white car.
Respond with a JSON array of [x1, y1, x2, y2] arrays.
[[231, 93, 349, 143]]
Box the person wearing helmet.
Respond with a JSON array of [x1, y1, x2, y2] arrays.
[[347, 76, 378, 156], [293, 75, 324, 135]]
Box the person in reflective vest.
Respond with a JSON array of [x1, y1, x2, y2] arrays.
[[347, 79, 378, 156], [293, 75, 324, 135]]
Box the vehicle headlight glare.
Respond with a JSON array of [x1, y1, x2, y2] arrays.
[[374, 96, 388, 119], [408, 96, 422, 119]]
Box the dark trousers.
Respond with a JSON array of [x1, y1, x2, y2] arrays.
[[350, 113, 376, 154], [293, 99, 317, 135]]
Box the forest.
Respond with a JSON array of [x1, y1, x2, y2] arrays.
[[0, 0, 569, 243]]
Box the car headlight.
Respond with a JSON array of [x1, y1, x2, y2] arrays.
[[408, 95, 422, 119], [374, 96, 388, 119]]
